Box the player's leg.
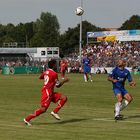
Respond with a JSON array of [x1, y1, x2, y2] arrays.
[[114, 93, 123, 119], [89, 72, 92, 82], [120, 93, 133, 111], [53, 95, 67, 113], [24, 106, 47, 125], [51, 92, 67, 120], [24, 89, 51, 125], [63, 70, 66, 78], [88, 67, 92, 82], [113, 88, 123, 120], [61, 70, 65, 79], [83, 67, 88, 82], [84, 72, 88, 82]]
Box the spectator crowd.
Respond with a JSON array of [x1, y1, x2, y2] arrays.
[[66, 41, 140, 70], [0, 41, 140, 73]]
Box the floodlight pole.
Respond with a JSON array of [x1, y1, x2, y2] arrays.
[[79, 0, 83, 64], [26, 35, 28, 48], [79, 15, 82, 64]]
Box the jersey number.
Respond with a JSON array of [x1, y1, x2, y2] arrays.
[[44, 75, 49, 85]]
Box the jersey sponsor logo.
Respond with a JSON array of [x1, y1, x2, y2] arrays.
[[117, 77, 124, 81]]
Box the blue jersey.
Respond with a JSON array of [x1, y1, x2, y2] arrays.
[[109, 67, 132, 89], [83, 57, 91, 73]]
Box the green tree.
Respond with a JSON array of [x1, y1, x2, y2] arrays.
[[5, 23, 15, 38], [0, 24, 16, 46], [0, 24, 6, 37], [0, 22, 35, 47], [24, 22, 35, 45], [13, 23, 26, 43], [0, 24, 6, 46], [31, 12, 60, 47], [59, 20, 102, 55], [119, 15, 140, 30]]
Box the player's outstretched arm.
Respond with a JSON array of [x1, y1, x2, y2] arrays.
[[56, 77, 70, 88]]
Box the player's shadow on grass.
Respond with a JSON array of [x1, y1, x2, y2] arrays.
[[54, 118, 89, 124], [35, 118, 90, 126], [123, 114, 140, 120]]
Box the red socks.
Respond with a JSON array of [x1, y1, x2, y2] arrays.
[[53, 97, 67, 113], [25, 108, 45, 122], [25, 97, 67, 122]]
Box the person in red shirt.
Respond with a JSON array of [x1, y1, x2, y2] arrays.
[[24, 59, 69, 126], [60, 59, 68, 79]]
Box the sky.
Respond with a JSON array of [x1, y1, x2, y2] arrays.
[[0, 0, 140, 33]]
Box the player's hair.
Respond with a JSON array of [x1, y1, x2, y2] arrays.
[[48, 59, 57, 69]]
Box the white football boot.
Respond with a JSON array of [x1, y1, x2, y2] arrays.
[[24, 118, 32, 126], [51, 111, 61, 120]]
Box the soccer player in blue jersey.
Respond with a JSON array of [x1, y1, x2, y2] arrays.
[[108, 59, 136, 120], [82, 54, 93, 82]]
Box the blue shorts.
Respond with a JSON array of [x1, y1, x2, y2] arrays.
[[84, 67, 91, 74], [113, 88, 128, 96]]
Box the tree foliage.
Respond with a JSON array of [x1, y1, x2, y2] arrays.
[[30, 12, 60, 47], [59, 20, 103, 55], [119, 15, 140, 30], [0, 12, 139, 56]]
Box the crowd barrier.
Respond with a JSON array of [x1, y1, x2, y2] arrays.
[[131, 71, 140, 75], [1, 66, 140, 75], [68, 67, 140, 74], [2, 66, 41, 75], [91, 67, 140, 74]]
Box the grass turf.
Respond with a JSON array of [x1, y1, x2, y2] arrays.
[[0, 73, 140, 140]]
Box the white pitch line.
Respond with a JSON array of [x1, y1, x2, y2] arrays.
[[0, 118, 140, 129], [92, 118, 140, 124]]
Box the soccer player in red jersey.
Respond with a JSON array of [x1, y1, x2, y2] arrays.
[[60, 59, 68, 79], [24, 59, 69, 126]]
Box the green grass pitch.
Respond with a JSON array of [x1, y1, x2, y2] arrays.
[[0, 73, 140, 140]]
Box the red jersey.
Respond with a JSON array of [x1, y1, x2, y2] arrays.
[[60, 61, 67, 71], [39, 69, 59, 92]]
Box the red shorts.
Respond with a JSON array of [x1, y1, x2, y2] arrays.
[[41, 89, 62, 108], [61, 69, 65, 73]]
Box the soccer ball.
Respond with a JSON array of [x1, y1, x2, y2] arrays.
[[75, 7, 84, 16]]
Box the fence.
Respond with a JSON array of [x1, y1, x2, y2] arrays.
[[2, 66, 42, 75]]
